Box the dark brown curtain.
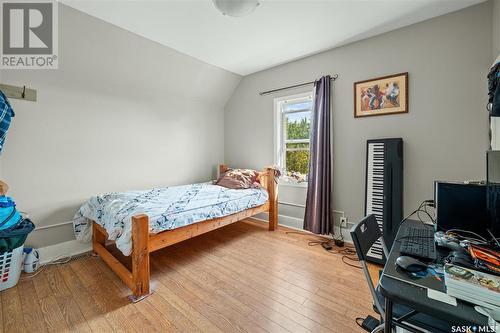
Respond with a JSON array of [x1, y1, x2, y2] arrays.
[[303, 76, 332, 235]]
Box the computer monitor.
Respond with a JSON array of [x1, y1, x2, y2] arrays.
[[434, 181, 490, 238]]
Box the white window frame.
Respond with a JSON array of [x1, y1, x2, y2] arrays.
[[274, 91, 313, 187]]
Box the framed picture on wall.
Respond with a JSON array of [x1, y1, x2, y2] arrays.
[[354, 72, 408, 118]]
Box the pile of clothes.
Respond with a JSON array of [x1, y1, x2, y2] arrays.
[[0, 181, 34, 253], [488, 57, 500, 117]]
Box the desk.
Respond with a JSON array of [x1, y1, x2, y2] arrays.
[[379, 220, 489, 332]]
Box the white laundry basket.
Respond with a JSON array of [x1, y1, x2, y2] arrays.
[[0, 245, 24, 291]]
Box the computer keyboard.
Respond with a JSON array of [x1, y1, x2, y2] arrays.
[[400, 226, 437, 261]]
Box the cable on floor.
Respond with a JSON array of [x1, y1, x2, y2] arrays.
[[20, 252, 92, 280], [285, 226, 362, 269], [355, 317, 365, 329], [341, 255, 362, 269], [285, 230, 329, 239]]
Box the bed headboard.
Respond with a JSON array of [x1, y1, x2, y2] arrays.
[[218, 164, 276, 192], [218, 164, 278, 229]]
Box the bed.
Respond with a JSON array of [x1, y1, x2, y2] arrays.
[[75, 165, 278, 301]]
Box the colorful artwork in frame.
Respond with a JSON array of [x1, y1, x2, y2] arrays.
[[354, 72, 408, 118]]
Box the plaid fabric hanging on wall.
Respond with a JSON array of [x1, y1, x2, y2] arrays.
[[0, 91, 14, 154]]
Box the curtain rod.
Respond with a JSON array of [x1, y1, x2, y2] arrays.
[[259, 74, 338, 96]]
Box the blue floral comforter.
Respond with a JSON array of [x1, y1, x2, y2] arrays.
[[73, 183, 268, 255]]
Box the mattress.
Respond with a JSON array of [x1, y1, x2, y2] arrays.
[[73, 183, 268, 256]]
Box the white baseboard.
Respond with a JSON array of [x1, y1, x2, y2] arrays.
[[254, 212, 305, 229], [38, 239, 92, 265], [250, 213, 305, 231], [252, 212, 353, 242]]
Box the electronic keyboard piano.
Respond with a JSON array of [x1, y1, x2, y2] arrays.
[[364, 138, 403, 264]]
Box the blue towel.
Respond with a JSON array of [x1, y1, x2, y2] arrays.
[[0, 91, 14, 153], [0, 196, 22, 231]]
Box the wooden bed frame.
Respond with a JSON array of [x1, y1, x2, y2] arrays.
[[92, 165, 278, 302]]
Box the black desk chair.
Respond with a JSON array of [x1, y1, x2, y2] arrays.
[[351, 215, 450, 333]]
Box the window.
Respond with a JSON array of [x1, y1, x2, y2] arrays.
[[274, 92, 313, 183]]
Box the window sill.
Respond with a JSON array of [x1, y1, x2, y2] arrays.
[[278, 181, 308, 188]]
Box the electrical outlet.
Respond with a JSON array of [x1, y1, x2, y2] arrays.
[[340, 217, 347, 226]]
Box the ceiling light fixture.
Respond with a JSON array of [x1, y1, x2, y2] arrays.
[[212, 0, 260, 17]]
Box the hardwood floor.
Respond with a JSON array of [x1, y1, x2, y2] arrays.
[[0, 219, 378, 332]]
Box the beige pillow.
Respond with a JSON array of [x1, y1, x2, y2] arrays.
[[214, 169, 260, 189]]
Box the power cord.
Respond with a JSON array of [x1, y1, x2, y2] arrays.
[[284, 216, 372, 270], [20, 252, 92, 280], [333, 216, 348, 247], [303, 238, 362, 269], [444, 229, 489, 244], [400, 199, 435, 226], [356, 315, 381, 332]]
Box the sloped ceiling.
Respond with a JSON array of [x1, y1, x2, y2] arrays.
[[63, 0, 485, 75]]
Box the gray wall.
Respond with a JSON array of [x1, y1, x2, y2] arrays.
[[1, 5, 241, 247], [225, 2, 492, 232], [494, 0, 500, 60]]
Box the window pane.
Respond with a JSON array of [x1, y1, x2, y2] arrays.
[[283, 100, 312, 112], [286, 142, 309, 149], [284, 111, 311, 140], [286, 150, 309, 175]]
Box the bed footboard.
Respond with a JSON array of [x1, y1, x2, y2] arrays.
[[130, 214, 150, 301], [92, 215, 152, 302]]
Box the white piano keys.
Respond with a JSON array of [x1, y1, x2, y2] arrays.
[[366, 142, 385, 262]]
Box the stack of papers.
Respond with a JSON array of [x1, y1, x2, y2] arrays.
[[444, 264, 500, 311]]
